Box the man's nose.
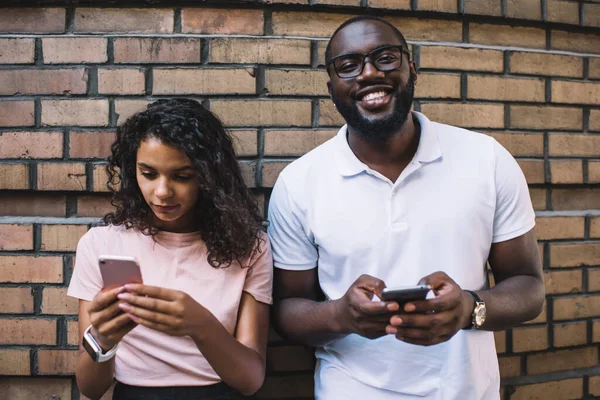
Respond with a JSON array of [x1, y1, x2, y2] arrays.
[[357, 58, 384, 81]]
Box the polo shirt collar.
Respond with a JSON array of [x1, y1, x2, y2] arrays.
[[334, 111, 442, 177]]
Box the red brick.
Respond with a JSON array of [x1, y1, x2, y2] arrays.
[[0, 288, 34, 314], [470, 24, 546, 48], [511, 378, 583, 400], [468, 76, 545, 102], [69, 131, 115, 159], [77, 195, 114, 217], [115, 99, 150, 124], [420, 46, 503, 72], [592, 217, 600, 238], [517, 160, 545, 184], [0, 319, 56, 345], [0, 378, 72, 400], [534, 216, 584, 240], [41, 224, 88, 252], [182, 8, 263, 34], [210, 38, 311, 65], [529, 188, 547, 210], [113, 37, 201, 64], [0, 69, 88, 95], [0, 101, 34, 127], [0, 131, 63, 159], [42, 100, 109, 127], [552, 80, 600, 105], [42, 38, 107, 64], [264, 130, 336, 156], [0, 256, 63, 283], [319, 99, 345, 126], [92, 164, 111, 192], [0, 8, 65, 33], [211, 100, 312, 127], [0, 224, 33, 251], [416, 73, 461, 99], [498, 356, 520, 377], [510, 106, 582, 130], [547, 0, 580, 25], [418, 0, 457, 12], [589, 161, 600, 183], [0, 164, 29, 190], [551, 31, 600, 54], [553, 295, 600, 320], [589, 268, 600, 292], [552, 188, 600, 210], [386, 17, 462, 42], [265, 70, 328, 96], [549, 134, 600, 157], [485, 132, 544, 157], [41, 287, 79, 315], [74, 8, 174, 33], [68, 319, 79, 346], [527, 347, 597, 374], [506, 0, 541, 20], [543, 269, 582, 294], [0, 350, 30, 375], [494, 331, 506, 353], [267, 346, 314, 372], [37, 163, 87, 191], [0, 38, 35, 64], [0, 193, 66, 217], [271, 12, 352, 37], [98, 68, 145, 95], [510, 52, 583, 78], [262, 162, 289, 188], [257, 374, 314, 399], [463, 0, 502, 16], [420, 103, 504, 128], [230, 130, 257, 157], [368, 0, 411, 9], [512, 325, 548, 352], [38, 349, 79, 375], [550, 243, 600, 268], [549, 160, 583, 184], [153, 68, 255, 95], [554, 321, 588, 347], [583, 3, 600, 28]]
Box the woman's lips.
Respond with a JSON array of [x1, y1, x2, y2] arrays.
[[152, 204, 179, 213]]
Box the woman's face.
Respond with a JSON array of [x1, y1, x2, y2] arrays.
[[136, 137, 200, 233]]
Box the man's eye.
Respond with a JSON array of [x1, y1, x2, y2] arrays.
[[339, 61, 359, 72], [376, 54, 398, 64]]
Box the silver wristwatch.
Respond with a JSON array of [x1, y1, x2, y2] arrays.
[[82, 325, 119, 362]]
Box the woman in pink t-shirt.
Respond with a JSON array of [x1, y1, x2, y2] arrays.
[[68, 99, 273, 400]]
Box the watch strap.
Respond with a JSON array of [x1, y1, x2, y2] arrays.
[[463, 290, 482, 330], [83, 325, 119, 362]]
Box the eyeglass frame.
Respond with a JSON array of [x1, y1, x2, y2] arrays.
[[326, 45, 411, 79]]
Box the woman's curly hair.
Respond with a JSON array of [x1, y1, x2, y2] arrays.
[[103, 98, 264, 268]]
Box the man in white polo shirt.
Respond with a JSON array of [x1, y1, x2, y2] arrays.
[[267, 15, 544, 400]]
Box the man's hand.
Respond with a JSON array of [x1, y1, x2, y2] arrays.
[[335, 274, 399, 340], [386, 272, 474, 346], [117, 284, 209, 341]]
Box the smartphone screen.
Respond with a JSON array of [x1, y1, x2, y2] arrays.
[[98, 255, 143, 290], [380, 284, 431, 304]]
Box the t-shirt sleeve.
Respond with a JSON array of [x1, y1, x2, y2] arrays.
[[243, 233, 274, 305], [267, 175, 318, 270], [492, 140, 536, 243], [67, 228, 103, 302]]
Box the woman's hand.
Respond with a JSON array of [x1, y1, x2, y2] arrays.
[[88, 287, 137, 350], [117, 284, 208, 340]]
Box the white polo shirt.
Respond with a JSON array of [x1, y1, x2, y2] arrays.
[[267, 112, 535, 400]]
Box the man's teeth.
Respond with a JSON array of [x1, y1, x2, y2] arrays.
[[362, 91, 386, 101]]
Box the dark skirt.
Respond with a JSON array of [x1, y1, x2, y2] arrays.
[[112, 381, 256, 400]]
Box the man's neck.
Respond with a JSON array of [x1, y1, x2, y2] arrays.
[[347, 113, 420, 182]]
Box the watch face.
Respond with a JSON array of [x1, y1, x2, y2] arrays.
[[474, 304, 486, 327], [83, 332, 99, 362]]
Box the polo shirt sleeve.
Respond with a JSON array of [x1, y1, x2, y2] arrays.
[[243, 233, 274, 305], [67, 228, 103, 302], [267, 175, 318, 270], [492, 140, 536, 243]]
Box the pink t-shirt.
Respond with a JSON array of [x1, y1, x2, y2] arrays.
[[68, 224, 273, 387]]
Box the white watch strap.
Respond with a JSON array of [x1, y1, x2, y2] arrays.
[[84, 325, 119, 362]]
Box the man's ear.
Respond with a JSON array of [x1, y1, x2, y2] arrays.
[[327, 80, 332, 99], [409, 61, 418, 85]]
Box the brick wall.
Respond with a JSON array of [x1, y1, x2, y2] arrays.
[[0, 2, 598, 399]]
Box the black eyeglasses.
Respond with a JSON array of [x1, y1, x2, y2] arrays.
[[327, 45, 410, 79]]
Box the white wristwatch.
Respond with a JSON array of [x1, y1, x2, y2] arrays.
[[82, 325, 119, 362]]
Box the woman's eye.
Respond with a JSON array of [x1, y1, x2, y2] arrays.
[[140, 172, 156, 179], [175, 175, 192, 181]]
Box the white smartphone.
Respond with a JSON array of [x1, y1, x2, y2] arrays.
[[98, 255, 143, 290], [380, 284, 431, 305]]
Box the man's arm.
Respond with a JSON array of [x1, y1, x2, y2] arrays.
[[273, 268, 399, 347]]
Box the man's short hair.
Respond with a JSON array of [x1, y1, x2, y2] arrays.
[[324, 15, 410, 66]]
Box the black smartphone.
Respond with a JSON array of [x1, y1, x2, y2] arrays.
[[380, 284, 431, 305]]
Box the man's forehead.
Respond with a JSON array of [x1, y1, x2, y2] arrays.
[[330, 20, 403, 56]]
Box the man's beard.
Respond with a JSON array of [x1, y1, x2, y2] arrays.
[[331, 73, 415, 142]]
